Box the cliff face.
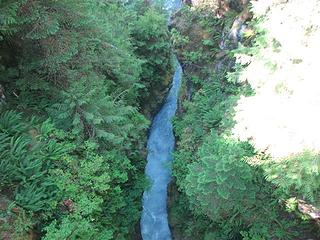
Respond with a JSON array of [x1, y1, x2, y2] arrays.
[[168, 1, 251, 239], [183, 0, 248, 15], [170, 0, 250, 105]]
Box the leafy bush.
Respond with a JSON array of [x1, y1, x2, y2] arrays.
[[132, 8, 173, 113], [263, 151, 320, 205], [185, 131, 255, 222], [0, 111, 60, 213]]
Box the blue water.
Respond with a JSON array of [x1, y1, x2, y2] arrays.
[[140, 2, 182, 239], [164, 0, 182, 19], [140, 62, 182, 240], [140, 63, 182, 240]]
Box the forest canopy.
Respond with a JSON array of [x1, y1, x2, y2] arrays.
[[0, 0, 172, 239], [1, 0, 320, 239]]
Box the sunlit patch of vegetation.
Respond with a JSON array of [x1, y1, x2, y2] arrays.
[[170, 0, 320, 239]]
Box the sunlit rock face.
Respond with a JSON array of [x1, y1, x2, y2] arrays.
[[185, 0, 248, 14], [232, 0, 320, 159]]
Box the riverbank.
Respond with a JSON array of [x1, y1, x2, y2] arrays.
[[169, 0, 320, 239]]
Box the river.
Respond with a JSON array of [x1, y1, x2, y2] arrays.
[[140, 1, 182, 239]]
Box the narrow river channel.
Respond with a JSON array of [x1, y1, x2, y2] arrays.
[[140, 2, 182, 239]]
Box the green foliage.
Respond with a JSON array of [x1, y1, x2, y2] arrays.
[[183, 49, 207, 64], [230, 0, 320, 214], [185, 131, 255, 221], [0, 111, 59, 213], [263, 151, 320, 205], [241, 230, 266, 240], [0, 201, 34, 240], [0, 0, 171, 239], [170, 28, 190, 48], [171, 5, 318, 239], [132, 8, 173, 112], [0, 107, 147, 238], [47, 74, 146, 145]]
